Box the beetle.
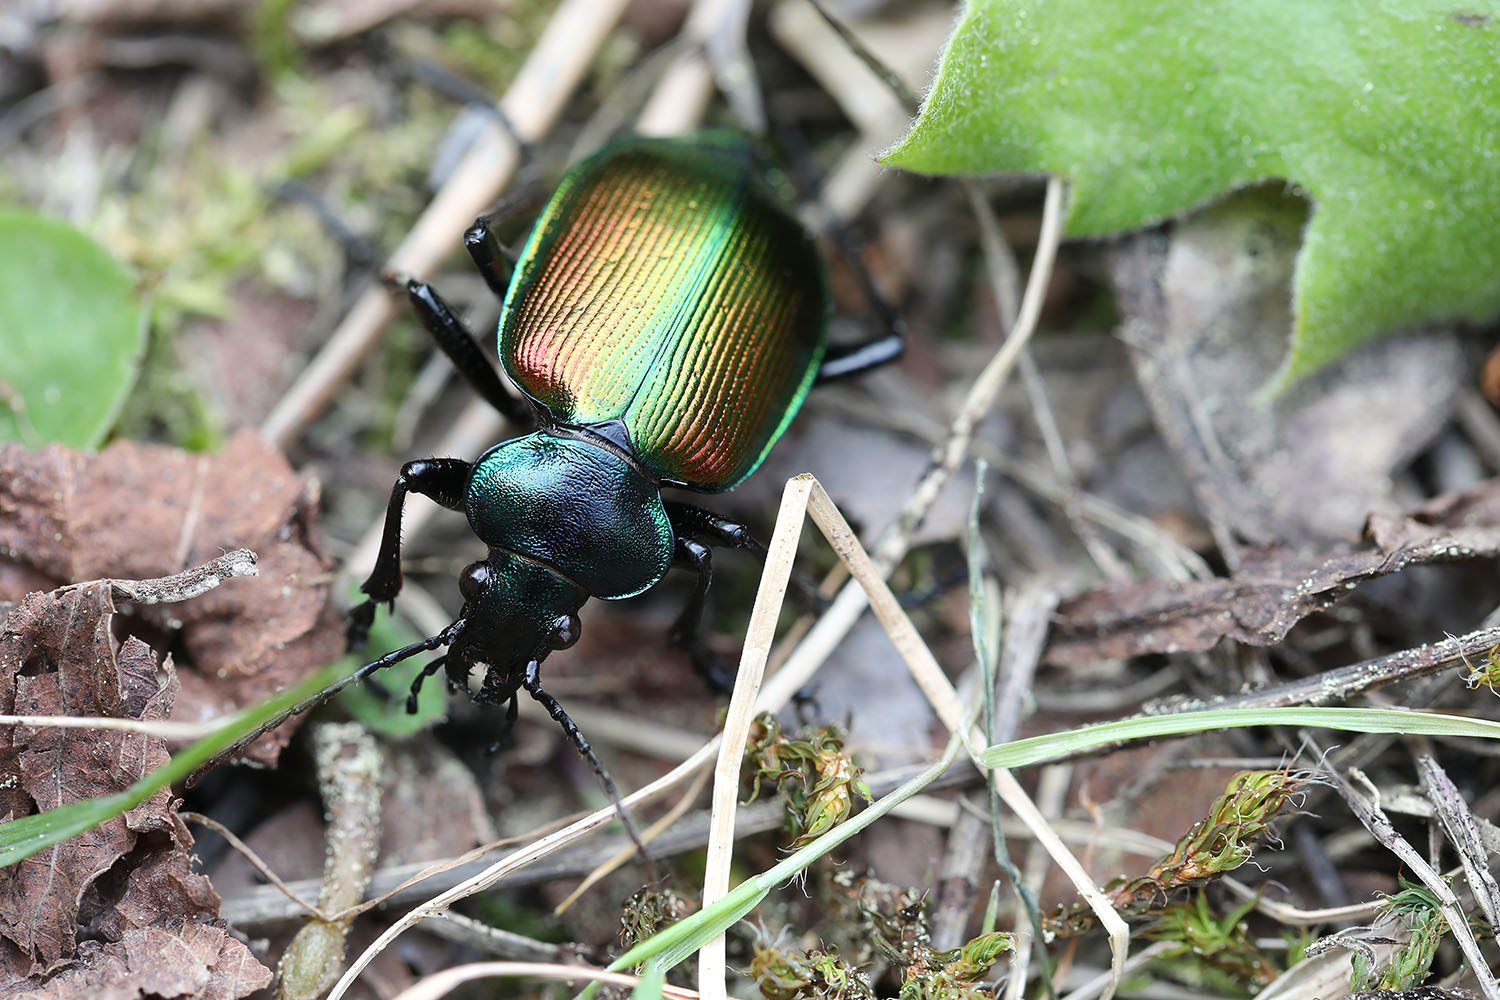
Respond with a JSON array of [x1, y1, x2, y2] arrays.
[[199, 131, 901, 796]]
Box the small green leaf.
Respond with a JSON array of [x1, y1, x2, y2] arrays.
[[884, 0, 1500, 387], [0, 210, 146, 447], [0, 660, 347, 868], [336, 606, 447, 736]]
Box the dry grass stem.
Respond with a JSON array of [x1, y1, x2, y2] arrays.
[[261, 0, 631, 448], [386, 960, 730, 1000]]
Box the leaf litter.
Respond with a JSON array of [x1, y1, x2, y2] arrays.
[[9, 1, 1500, 996], [1049, 476, 1500, 665], [0, 581, 271, 997], [0, 431, 344, 764], [0, 433, 344, 996]]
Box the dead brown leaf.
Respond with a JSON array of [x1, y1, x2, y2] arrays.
[[1109, 192, 1462, 547], [0, 582, 271, 997], [5, 920, 271, 1000], [0, 431, 344, 763], [1048, 478, 1500, 665]]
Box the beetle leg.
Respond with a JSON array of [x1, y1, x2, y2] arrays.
[[664, 502, 758, 551], [667, 535, 737, 691], [405, 654, 448, 714], [464, 181, 548, 297], [268, 178, 380, 271], [349, 458, 473, 648], [400, 56, 536, 168], [482, 695, 520, 755], [522, 660, 656, 876], [400, 279, 533, 424], [666, 502, 829, 613], [766, 110, 908, 384], [817, 329, 906, 382]]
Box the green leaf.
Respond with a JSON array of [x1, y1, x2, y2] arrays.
[[0, 210, 146, 447], [0, 661, 347, 868], [883, 0, 1500, 387], [335, 605, 447, 736], [982, 707, 1500, 769]]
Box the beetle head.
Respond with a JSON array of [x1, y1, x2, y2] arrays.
[[446, 549, 589, 704]]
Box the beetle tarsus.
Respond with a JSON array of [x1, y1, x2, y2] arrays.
[[407, 655, 448, 713], [346, 599, 377, 650]]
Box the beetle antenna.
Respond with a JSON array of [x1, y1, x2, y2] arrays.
[[187, 619, 466, 787], [522, 661, 658, 882]]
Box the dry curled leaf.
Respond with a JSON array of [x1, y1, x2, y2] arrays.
[[1049, 477, 1500, 665], [0, 582, 271, 996], [0, 431, 343, 762], [5, 920, 272, 1000]]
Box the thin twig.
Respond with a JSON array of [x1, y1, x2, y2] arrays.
[[1417, 754, 1500, 938], [420, 912, 568, 964], [1131, 625, 1500, 724], [387, 961, 726, 1000], [0, 714, 237, 740], [260, 0, 631, 448], [1319, 745, 1499, 1000], [91, 547, 259, 604], [181, 812, 325, 920]]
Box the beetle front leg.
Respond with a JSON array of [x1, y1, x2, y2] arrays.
[[348, 457, 473, 648], [667, 502, 827, 611]]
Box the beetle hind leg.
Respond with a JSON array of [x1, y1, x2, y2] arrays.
[[817, 327, 906, 382], [464, 181, 548, 297]]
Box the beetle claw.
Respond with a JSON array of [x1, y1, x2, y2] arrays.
[[687, 640, 737, 693], [346, 599, 377, 651]]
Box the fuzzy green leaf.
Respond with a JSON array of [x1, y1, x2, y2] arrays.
[[0, 210, 145, 447], [883, 0, 1500, 386]]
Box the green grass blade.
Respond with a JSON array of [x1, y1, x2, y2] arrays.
[[0, 660, 347, 867], [983, 707, 1500, 769], [607, 731, 967, 975], [629, 958, 665, 1000]]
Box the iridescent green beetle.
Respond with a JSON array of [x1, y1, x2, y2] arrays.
[[241, 132, 902, 791]]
